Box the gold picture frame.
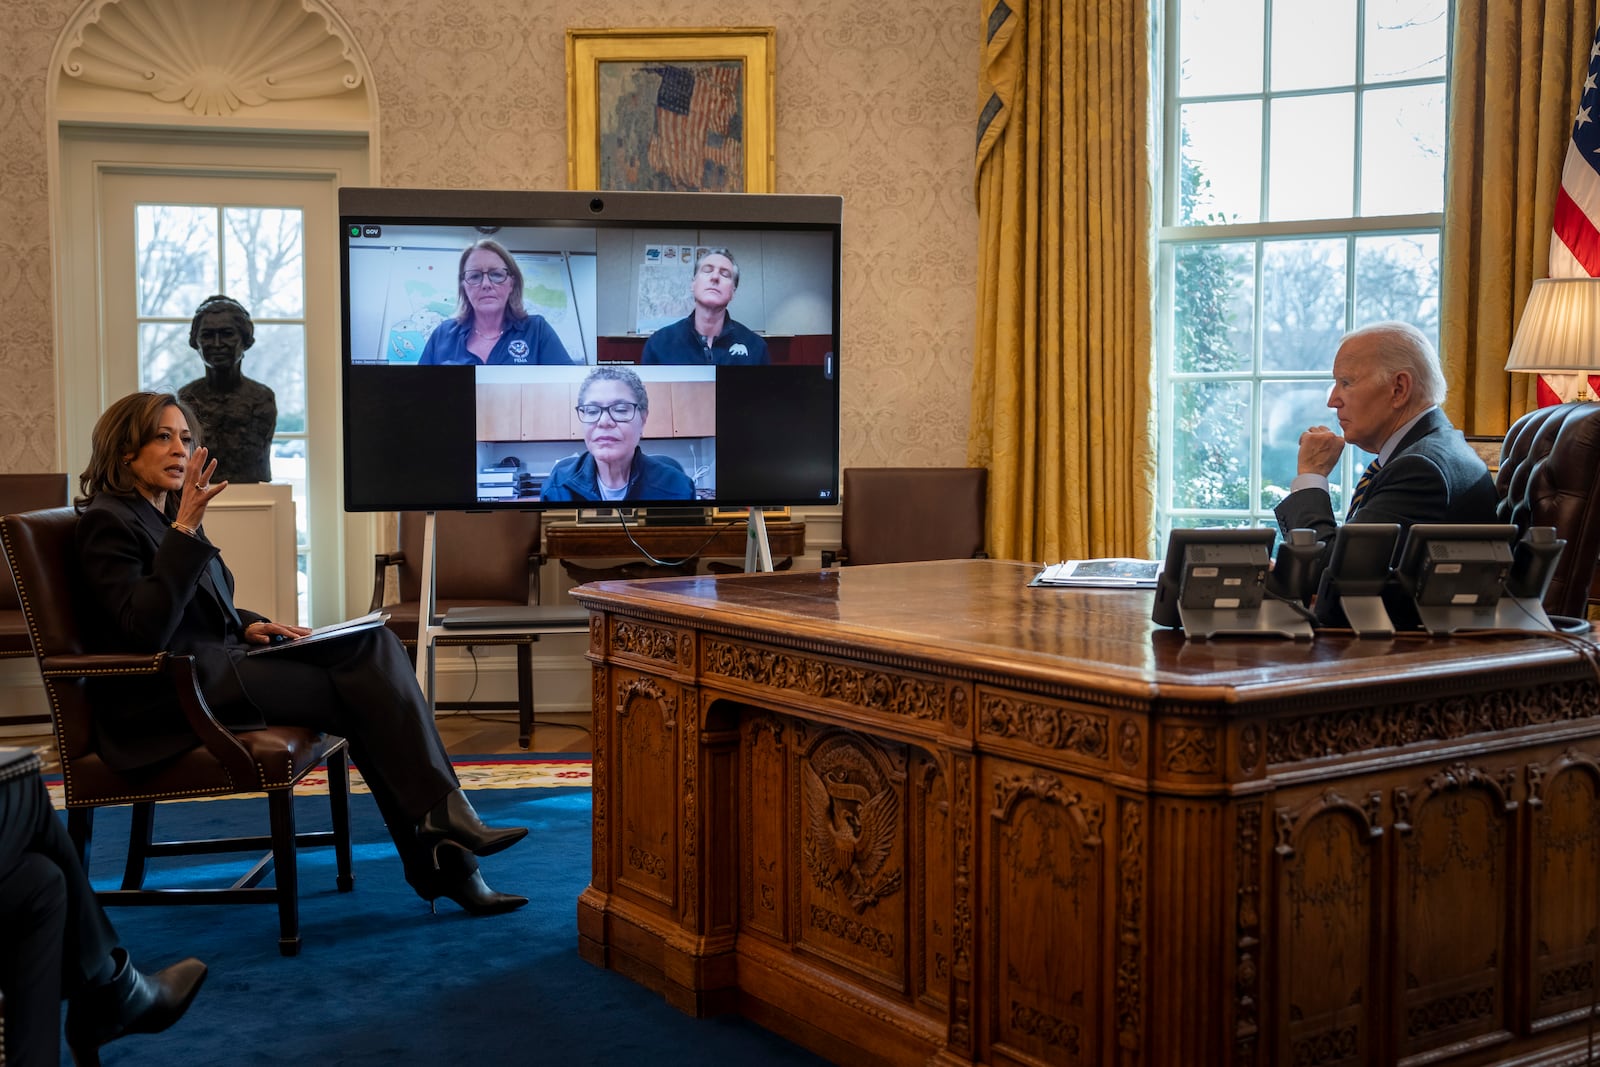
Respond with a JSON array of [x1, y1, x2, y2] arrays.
[[566, 27, 776, 193]]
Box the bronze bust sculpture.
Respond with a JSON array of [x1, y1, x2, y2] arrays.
[[178, 295, 276, 484]]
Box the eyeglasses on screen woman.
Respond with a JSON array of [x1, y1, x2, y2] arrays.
[[462, 269, 511, 286], [575, 402, 640, 423]]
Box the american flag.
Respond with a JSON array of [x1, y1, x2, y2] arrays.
[[646, 64, 742, 191], [1540, 21, 1600, 405]]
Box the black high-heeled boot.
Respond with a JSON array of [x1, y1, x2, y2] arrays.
[[416, 789, 528, 867], [65, 948, 207, 1067], [427, 870, 529, 917]]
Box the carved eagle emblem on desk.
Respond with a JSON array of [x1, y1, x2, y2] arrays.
[[802, 763, 902, 912]]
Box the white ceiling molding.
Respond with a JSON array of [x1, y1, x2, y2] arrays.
[[58, 0, 364, 118]]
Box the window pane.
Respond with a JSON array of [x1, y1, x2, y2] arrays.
[[138, 322, 200, 396], [1179, 0, 1264, 96], [1181, 101, 1263, 224], [136, 205, 217, 318], [1271, 0, 1356, 91], [247, 324, 307, 433], [1171, 380, 1253, 510], [1173, 242, 1255, 374], [1365, 0, 1447, 82], [1261, 239, 1347, 371], [1353, 233, 1439, 344], [1268, 93, 1355, 220], [270, 438, 309, 625], [1360, 84, 1445, 216], [1259, 380, 1335, 509], [224, 208, 305, 318]]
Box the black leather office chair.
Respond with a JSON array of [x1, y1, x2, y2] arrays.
[[1495, 401, 1600, 617]]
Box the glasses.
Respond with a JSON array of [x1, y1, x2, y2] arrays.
[[575, 402, 640, 423], [462, 268, 511, 286]]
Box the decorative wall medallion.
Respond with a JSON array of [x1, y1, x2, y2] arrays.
[[1163, 725, 1219, 775], [60, 0, 363, 117], [612, 619, 683, 665], [977, 692, 1109, 760], [704, 637, 954, 723], [801, 738, 903, 913]]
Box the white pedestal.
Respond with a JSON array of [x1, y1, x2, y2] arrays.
[[203, 482, 298, 624]]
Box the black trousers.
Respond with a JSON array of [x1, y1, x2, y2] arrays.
[[0, 773, 117, 1067], [231, 625, 475, 896]]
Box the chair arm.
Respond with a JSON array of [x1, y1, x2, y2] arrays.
[[370, 550, 406, 613], [39, 651, 261, 789]]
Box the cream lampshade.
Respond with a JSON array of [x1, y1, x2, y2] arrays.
[[1504, 277, 1600, 402]]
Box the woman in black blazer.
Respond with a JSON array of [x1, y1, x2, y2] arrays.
[[75, 392, 526, 916]]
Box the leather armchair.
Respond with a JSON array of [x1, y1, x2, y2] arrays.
[[821, 467, 988, 567], [1495, 401, 1600, 618], [0, 473, 68, 661], [369, 510, 548, 658], [0, 507, 353, 956]]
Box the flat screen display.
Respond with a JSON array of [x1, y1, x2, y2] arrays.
[[338, 187, 842, 512]]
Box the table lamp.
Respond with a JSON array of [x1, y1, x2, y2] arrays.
[[1504, 276, 1600, 402]]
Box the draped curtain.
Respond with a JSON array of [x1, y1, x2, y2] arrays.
[[1441, 0, 1600, 432], [969, 0, 1152, 562]]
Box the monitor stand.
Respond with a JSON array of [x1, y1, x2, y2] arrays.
[[1339, 595, 1395, 638], [1414, 596, 1556, 635], [414, 510, 439, 696], [744, 508, 774, 573], [1178, 599, 1313, 639]]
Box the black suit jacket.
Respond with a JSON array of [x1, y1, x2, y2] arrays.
[[1274, 406, 1500, 545], [75, 493, 270, 770]]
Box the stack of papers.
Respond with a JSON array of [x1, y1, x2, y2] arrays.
[[1030, 558, 1160, 588]]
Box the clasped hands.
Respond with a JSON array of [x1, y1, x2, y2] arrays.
[[1297, 425, 1347, 477]]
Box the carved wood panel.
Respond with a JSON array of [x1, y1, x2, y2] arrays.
[[792, 727, 910, 993], [743, 714, 789, 942], [1527, 753, 1600, 1025], [1393, 763, 1515, 1060], [913, 752, 951, 1014], [1273, 794, 1379, 1067], [613, 672, 678, 910], [987, 760, 1107, 1066]]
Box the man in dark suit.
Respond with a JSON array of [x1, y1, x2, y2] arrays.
[[1274, 321, 1499, 545]]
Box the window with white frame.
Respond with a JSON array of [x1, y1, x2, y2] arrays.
[[1156, 0, 1450, 540], [133, 204, 312, 624]]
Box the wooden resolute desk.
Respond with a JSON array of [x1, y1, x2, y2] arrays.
[[570, 559, 1600, 1067]]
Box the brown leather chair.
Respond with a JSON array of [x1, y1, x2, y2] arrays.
[[821, 467, 989, 567], [1495, 401, 1600, 618], [0, 507, 353, 957], [371, 511, 583, 747], [0, 473, 69, 663], [369, 510, 549, 654]]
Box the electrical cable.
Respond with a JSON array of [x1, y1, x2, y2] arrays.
[[615, 509, 745, 567]]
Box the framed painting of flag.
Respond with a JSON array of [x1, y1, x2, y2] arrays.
[[566, 28, 776, 193]]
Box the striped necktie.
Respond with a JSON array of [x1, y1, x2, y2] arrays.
[[1346, 459, 1382, 518]]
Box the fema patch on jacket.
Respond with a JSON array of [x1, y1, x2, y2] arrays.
[[509, 340, 530, 363]]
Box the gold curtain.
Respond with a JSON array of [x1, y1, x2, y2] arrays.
[[969, 0, 1152, 562], [1442, 0, 1600, 432]]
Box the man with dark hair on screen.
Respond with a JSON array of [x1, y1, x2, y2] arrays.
[[640, 248, 769, 366], [1274, 320, 1499, 546]]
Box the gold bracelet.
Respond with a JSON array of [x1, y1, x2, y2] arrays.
[[171, 520, 197, 537]]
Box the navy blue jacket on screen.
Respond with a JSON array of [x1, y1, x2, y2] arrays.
[[539, 448, 696, 502], [639, 313, 769, 366], [417, 315, 576, 366]]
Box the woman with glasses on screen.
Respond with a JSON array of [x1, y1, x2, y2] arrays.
[[539, 367, 696, 502], [418, 238, 576, 366]]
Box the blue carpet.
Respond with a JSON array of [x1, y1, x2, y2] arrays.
[[60, 786, 827, 1066]]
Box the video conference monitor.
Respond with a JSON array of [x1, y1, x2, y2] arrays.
[[338, 187, 842, 513]]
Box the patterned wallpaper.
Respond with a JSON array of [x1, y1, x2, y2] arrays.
[[0, 0, 978, 474]]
